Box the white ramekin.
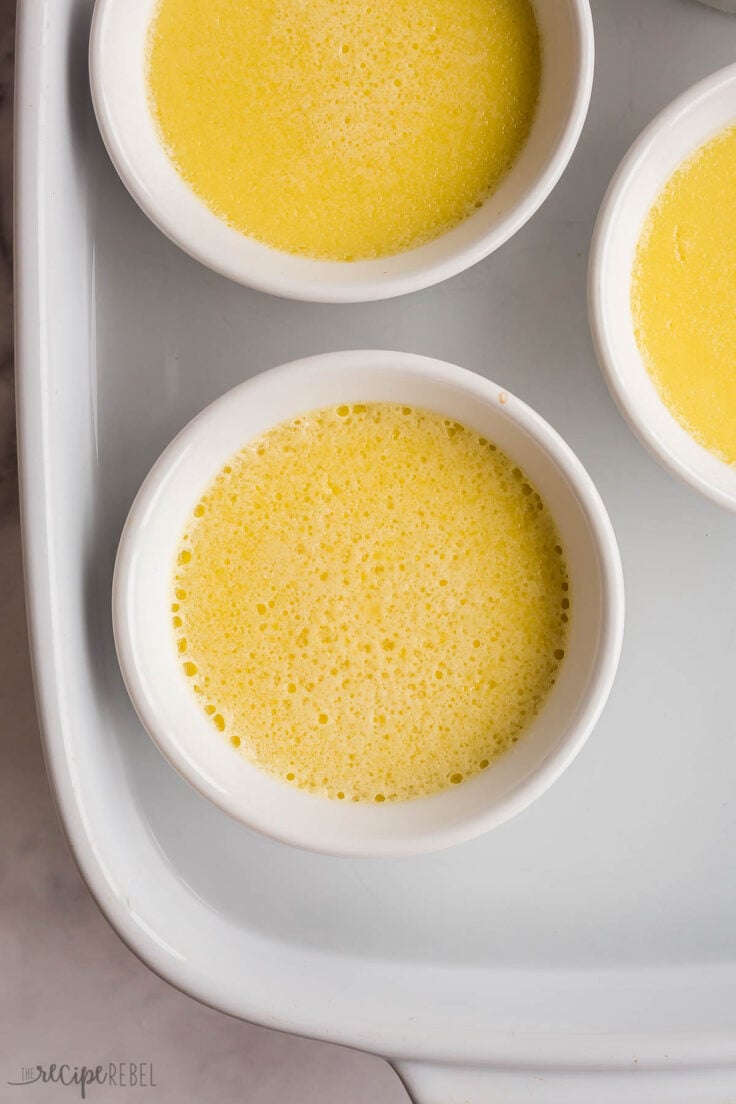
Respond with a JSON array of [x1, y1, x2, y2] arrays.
[[589, 64, 736, 514], [89, 0, 594, 303], [112, 350, 624, 858]]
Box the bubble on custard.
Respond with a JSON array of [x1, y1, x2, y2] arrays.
[[171, 402, 570, 802]]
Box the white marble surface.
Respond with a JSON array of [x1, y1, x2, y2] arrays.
[[0, 2, 404, 1099]]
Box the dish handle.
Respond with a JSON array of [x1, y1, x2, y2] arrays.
[[394, 1060, 591, 1103], [393, 1061, 550, 1103], [392, 1061, 736, 1103]]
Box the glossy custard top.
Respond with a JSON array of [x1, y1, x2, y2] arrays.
[[147, 0, 541, 260], [633, 124, 736, 465]]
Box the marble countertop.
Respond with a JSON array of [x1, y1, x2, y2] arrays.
[[0, 3, 402, 1099]]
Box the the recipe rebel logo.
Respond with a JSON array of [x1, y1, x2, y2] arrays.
[[7, 1062, 156, 1098]]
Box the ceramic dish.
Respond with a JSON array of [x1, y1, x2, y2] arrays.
[[113, 350, 624, 858], [694, 1, 736, 12], [89, 0, 594, 303], [589, 63, 736, 514], [17, 0, 736, 1100]]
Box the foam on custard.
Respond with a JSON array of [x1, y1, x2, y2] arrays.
[[172, 404, 569, 803], [146, 0, 541, 261]]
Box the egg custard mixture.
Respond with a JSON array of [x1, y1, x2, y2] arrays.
[[172, 404, 570, 804], [146, 0, 541, 261], [632, 124, 736, 465]]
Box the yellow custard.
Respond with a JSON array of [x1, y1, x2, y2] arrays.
[[173, 404, 570, 803], [146, 0, 541, 261], [632, 124, 736, 465]]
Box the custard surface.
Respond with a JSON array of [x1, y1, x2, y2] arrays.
[[173, 404, 569, 803], [147, 0, 541, 260], [632, 124, 736, 465]]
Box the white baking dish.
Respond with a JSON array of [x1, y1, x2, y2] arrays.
[[15, 0, 736, 1100]]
